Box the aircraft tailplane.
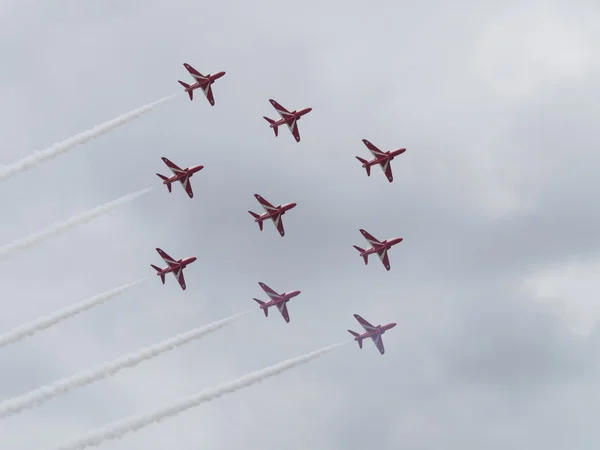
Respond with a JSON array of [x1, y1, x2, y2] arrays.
[[348, 330, 363, 348], [355, 157, 371, 176], [353, 246, 368, 265], [151, 264, 166, 284], [248, 211, 263, 231], [263, 117, 278, 136], [156, 174, 172, 192], [178, 80, 193, 100], [253, 298, 268, 317]]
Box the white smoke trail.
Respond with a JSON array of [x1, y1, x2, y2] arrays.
[[0, 187, 154, 261], [0, 311, 252, 419], [46, 341, 349, 450], [0, 279, 144, 350], [0, 94, 177, 182]]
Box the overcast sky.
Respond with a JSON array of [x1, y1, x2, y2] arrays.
[[0, 1, 599, 449]]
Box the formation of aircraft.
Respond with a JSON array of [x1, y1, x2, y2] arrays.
[[162, 63, 398, 354], [355, 139, 406, 183], [150, 248, 197, 291], [156, 157, 204, 198], [248, 194, 297, 237], [263, 99, 313, 143], [348, 314, 397, 355], [353, 229, 403, 271], [252, 282, 301, 323], [178, 63, 226, 105]]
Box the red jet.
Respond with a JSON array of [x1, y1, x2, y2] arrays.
[[177, 63, 226, 105], [348, 314, 396, 355], [353, 229, 403, 271], [156, 157, 204, 198], [150, 248, 197, 291], [263, 99, 312, 142], [252, 282, 301, 323], [355, 139, 406, 182], [248, 194, 297, 237]]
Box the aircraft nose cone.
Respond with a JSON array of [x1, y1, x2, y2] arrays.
[[190, 257, 197, 263], [390, 323, 397, 328]]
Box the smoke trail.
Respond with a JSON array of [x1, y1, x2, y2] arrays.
[[47, 341, 349, 450], [0, 187, 154, 261], [0, 94, 177, 182], [0, 311, 251, 418], [0, 279, 144, 350]]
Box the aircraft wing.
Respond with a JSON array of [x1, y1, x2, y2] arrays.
[[184, 63, 208, 82], [199, 83, 215, 106], [371, 333, 385, 355], [270, 213, 285, 236], [269, 99, 293, 119], [174, 267, 187, 290], [277, 301, 291, 323], [285, 118, 301, 142], [254, 194, 278, 214], [162, 157, 185, 175], [179, 176, 194, 198], [377, 248, 391, 271], [359, 229, 381, 247], [362, 139, 386, 158], [156, 248, 177, 267], [258, 282, 283, 300], [378, 159, 394, 182], [354, 314, 377, 332]]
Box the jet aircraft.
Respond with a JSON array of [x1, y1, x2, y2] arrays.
[[348, 314, 396, 355], [252, 282, 301, 323], [248, 194, 297, 237], [263, 99, 312, 142], [353, 229, 403, 271], [178, 63, 226, 105], [355, 139, 406, 182], [156, 157, 204, 198], [150, 248, 197, 290]]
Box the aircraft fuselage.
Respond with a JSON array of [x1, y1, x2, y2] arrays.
[[360, 238, 403, 256], [160, 256, 197, 275], [256, 203, 297, 221]]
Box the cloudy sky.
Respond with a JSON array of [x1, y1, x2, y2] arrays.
[[1, 0, 599, 449]]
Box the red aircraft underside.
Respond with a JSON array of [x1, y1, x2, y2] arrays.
[[248, 194, 297, 237], [355, 139, 406, 182], [178, 63, 226, 106], [252, 282, 301, 323], [353, 229, 403, 271], [150, 248, 197, 290], [156, 157, 204, 198], [347, 314, 396, 355], [263, 99, 312, 142]]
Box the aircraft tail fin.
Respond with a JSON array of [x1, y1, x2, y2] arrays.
[[178, 80, 193, 100], [253, 298, 268, 317], [248, 211, 263, 231], [353, 245, 368, 265], [356, 157, 371, 176], [263, 117, 278, 136], [151, 264, 166, 284], [156, 174, 172, 192], [348, 330, 363, 348]]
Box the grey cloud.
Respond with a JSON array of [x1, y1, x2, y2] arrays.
[[1, 1, 600, 450]]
